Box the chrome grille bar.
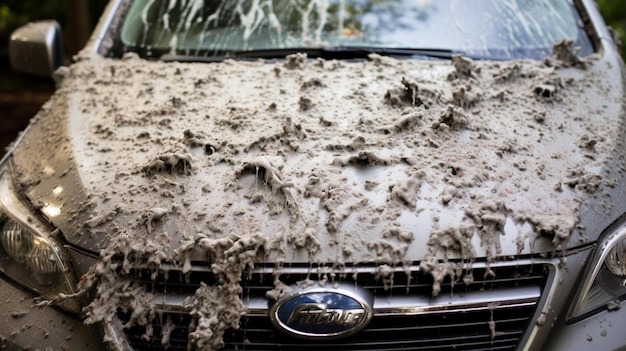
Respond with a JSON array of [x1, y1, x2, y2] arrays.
[[117, 260, 550, 351], [245, 284, 539, 316]]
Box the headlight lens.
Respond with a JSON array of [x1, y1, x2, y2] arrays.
[[570, 223, 626, 319], [605, 240, 626, 276], [1, 219, 34, 261], [0, 167, 76, 308]]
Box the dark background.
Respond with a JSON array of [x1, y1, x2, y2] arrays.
[[0, 0, 625, 154], [0, 0, 107, 153]]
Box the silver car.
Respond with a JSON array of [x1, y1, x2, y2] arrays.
[[2, 0, 626, 350]]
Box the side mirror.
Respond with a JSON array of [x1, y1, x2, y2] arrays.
[[9, 20, 65, 77]]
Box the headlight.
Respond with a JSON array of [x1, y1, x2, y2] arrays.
[[606, 240, 626, 276], [569, 220, 626, 319], [0, 166, 77, 311]]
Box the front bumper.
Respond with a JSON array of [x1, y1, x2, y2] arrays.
[[2, 248, 626, 351], [0, 278, 104, 350], [543, 304, 626, 351]]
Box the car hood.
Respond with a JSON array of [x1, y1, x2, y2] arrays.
[[9, 50, 626, 265]]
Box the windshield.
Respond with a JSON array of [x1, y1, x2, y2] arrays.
[[116, 0, 594, 60]]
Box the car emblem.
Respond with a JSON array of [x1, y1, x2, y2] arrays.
[[269, 284, 374, 339]]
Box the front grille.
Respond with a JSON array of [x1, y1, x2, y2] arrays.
[[118, 261, 549, 351]]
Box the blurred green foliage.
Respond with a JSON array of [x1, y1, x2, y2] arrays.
[[598, 0, 626, 58], [0, 0, 107, 47], [0, 1, 65, 46]]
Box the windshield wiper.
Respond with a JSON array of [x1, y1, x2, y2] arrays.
[[161, 46, 462, 63]]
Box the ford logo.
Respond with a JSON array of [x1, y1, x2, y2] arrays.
[[269, 284, 374, 339]]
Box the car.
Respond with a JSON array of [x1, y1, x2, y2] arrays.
[[2, 0, 626, 350]]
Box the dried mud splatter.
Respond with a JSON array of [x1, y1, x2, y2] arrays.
[[9, 41, 625, 349]]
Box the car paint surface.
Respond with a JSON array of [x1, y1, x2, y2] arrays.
[[2, 0, 626, 349]]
